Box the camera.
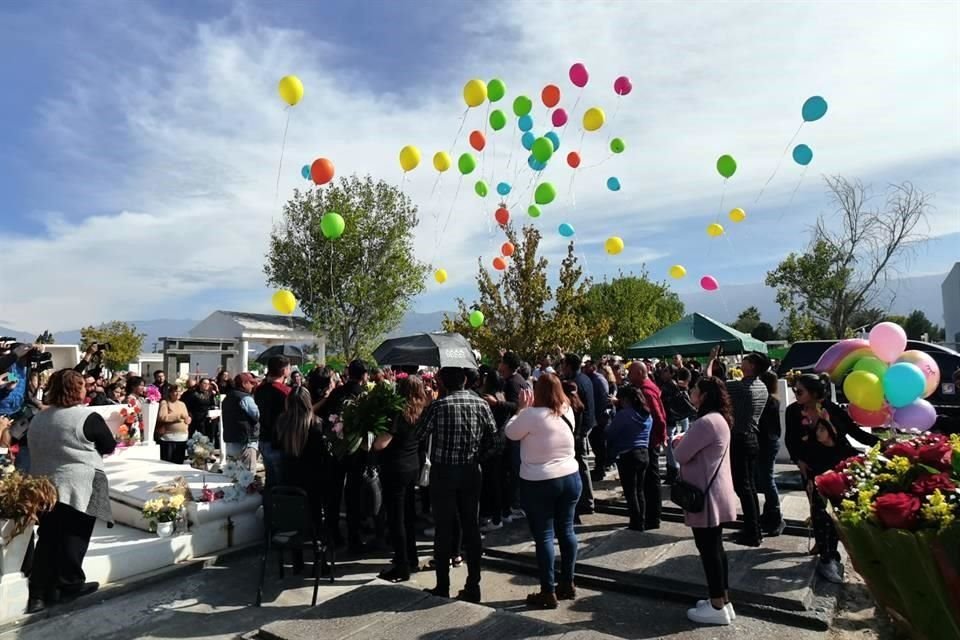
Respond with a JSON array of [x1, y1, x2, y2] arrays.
[[97, 342, 111, 353], [27, 350, 54, 373]]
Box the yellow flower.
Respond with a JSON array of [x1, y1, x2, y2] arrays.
[[886, 456, 911, 475], [921, 490, 956, 531], [949, 434, 960, 455], [169, 494, 185, 509]]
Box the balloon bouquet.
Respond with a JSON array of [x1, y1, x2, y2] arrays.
[[814, 321, 941, 431]]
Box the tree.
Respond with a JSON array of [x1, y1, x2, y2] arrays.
[[751, 322, 780, 342], [901, 310, 944, 341], [732, 306, 762, 334], [264, 175, 428, 360], [848, 307, 886, 333], [80, 321, 145, 371], [35, 330, 55, 344], [766, 176, 929, 338], [544, 242, 611, 355]]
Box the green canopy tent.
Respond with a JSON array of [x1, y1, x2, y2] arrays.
[[626, 313, 768, 359]]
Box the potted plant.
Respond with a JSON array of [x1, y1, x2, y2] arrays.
[[0, 452, 58, 575], [328, 382, 405, 460], [141, 495, 185, 537]]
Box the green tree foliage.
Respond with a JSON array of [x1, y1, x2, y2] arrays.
[[731, 306, 762, 334], [80, 322, 145, 371], [34, 330, 55, 345], [751, 322, 780, 342], [544, 242, 611, 356], [264, 175, 428, 360]]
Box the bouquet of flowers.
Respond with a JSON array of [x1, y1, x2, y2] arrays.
[[327, 382, 406, 459], [142, 494, 185, 524], [186, 432, 216, 469], [117, 400, 143, 445], [815, 433, 960, 639], [144, 385, 162, 403], [0, 464, 57, 543]]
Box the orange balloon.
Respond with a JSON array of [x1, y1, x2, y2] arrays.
[[501, 241, 515, 257], [495, 207, 510, 226], [542, 84, 561, 108], [469, 130, 486, 152], [310, 158, 335, 185], [493, 256, 508, 271], [567, 152, 581, 169]]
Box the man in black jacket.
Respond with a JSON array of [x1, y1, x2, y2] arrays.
[[221, 373, 260, 472], [561, 353, 596, 515], [482, 351, 530, 524]]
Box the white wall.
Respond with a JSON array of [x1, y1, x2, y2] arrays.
[[189, 312, 240, 339], [942, 263, 960, 349]]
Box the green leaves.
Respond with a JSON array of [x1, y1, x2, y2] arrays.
[[79, 321, 146, 371]]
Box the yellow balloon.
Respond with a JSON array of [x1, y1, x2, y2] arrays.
[[399, 145, 421, 172], [669, 264, 687, 279], [271, 290, 297, 315], [707, 223, 725, 237], [583, 107, 606, 132], [434, 269, 448, 284], [728, 208, 746, 223], [604, 236, 624, 255], [463, 79, 488, 108], [277, 75, 304, 106], [433, 151, 452, 173]]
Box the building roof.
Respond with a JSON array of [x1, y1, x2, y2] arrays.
[[186, 310, 321, 345], [217, 311, 314, 333]]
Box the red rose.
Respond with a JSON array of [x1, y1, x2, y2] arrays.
[[884, 441, 919, 462], [910, 472, 957, 496], [815, 471, 850, 500], [917, 440, 952, 472], [834, 455, 864, 472], [873, 492, 921, 530]]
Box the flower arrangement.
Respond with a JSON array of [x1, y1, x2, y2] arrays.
[[0, 469, 58, 542], [144, 385, 162, 403], [328, 382, 406, 459], [116, 400, 143, 445], [142, 494, 185, 524], [186, 432, 216, 469]]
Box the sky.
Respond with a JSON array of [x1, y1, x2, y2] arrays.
[[1, 0, 958, 332]]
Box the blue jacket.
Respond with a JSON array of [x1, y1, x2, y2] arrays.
[[0, 362, 28, 417], [605, 406, 652, 459]]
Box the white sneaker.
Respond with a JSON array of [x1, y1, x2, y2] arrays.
[[696, 600, 735, 621], [687, 602, 731, 626], [480, 521, 503, 533], [817, 559, 843, 584]]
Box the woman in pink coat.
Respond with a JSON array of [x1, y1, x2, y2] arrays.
[[673, 376, 738, 626]]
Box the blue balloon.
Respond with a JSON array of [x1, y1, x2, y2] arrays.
[[801, 96, 828, 122], [558, 223, 575, 237], [528, 155, 546, 171], [301, 165, 311, 180], [607, 177, 621, 191], [545, 131, 560, 151], [521, 131, 535, 150], [883, 362, 926, 408], [496, 182, 511, 196], [518, 114, 534, 132], [792, 144, 813, 166]]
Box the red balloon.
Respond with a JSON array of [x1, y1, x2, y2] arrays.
[[567, 152, 581, 169], [541, 84, 561, 108], [493, 256, 508, 271], [495, 207, 510, 226], [613, 76, 633, 96], [469, 130, 486, 152], [501, 241, 515, 257], [551, 108, 568, 127], [310, 158, 335, 185], [848, 404, 891, 428]]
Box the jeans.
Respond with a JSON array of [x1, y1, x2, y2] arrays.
[[259, 441, 284, 489], [731, 432, 762, 541], [574, 436, 595, 512], [30, 503, 96, 600], [159, 441, 187, 464], [381, 469, 419, 574], [665, 418, 690, 474], [616, 448, 650, 528], [588, 415, 609, 478], [225, 442, 258, 473], [14, 444, 30, 473], [692, 526, 729, 599], [520, 472, 582, 593], [756, 436, 782, 527], [642, 445, 662, 527], [430, 464, 483, 592]]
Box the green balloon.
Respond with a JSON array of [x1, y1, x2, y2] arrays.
[[716, 154, 737, 179], [534, 182, 556, 205], [527, 205, 541, 218], [487, 78, 506, 102], [513, 95, 532, 117], [489, 109, 507, 131], [458, 152, 477, 175], [475, 180, 488, 197], [320, 212, 345, 239], [853, 357, 888, 380], [610, 138, 626, 154], [469, 310, 485, 328], [531, 137, 554, 163]]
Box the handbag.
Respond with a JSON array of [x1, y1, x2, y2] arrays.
[[670, 440, 728, 513], [419, 435, 432, 487]]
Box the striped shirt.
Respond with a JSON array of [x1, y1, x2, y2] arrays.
[[725, 376, 769, 436], [415, 390, 497, 465]]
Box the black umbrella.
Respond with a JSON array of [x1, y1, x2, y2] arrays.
[[373, 333, 478, 369], [255, 344, 305, 365]]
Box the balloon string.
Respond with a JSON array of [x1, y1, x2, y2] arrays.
[[449, 108, 470, 154], [717, 179, 727, 221], [755, 121, 804, 203], [561, 91, 582, 138], [441, 175, 463, 234], [604, 95, 623, 146], [787, 165, 810, 205], [568, 169, 578, 208], [274, 107, 291, 200], [505, 125, 517, 172], [480, 103, 491, 179]]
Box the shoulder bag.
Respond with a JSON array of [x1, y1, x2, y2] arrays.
[[419, 435, 432, 487], [670, 439, 728, 513]]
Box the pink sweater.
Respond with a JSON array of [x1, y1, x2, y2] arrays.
[[673, 412, 738, 529], [504, 406, 579, 481]]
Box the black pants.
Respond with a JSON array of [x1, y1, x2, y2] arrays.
[[642, 445, 662, 527], [731, 432, 762, 542], [382, 469, 419, 573], [29, 502, 96, 599], [323, 455, 347, 543], [480, 456, 503, 524], [616, 448, 650, 528], [159, 441, 187, 464], [692, 526, 729, 599], [810, 489, 840, 563], [345, 466, 382, 546], [588, 416, 609, 478], [574, 435, 595, 512], [430, 464, 482, 592], [501, 441, 520, 515]]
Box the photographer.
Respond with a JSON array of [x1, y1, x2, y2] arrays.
[[1, 340, 55, 472]]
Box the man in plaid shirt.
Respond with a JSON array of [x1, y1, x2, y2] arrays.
[[416, 367, 497, 603]]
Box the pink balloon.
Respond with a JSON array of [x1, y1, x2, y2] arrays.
[[551, 108, 568, 127], [892, 399, 937, 432], [869, 321, 907, 363], [569, 62, 589, 88], [700, 275, 719, 291], [614, 76, 632, 96]]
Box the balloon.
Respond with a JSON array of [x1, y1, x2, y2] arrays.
[[399, 145, 421, 172], [728, 208, 746, 223], [518, 114, 534, 132], [569, 62, 589, 88], [892, 399, 937, 432], [513, 95, 533, 117], [475, 180, 488, 197], [815, 339, 873, 381], [552, 108, 568, 127], [558, 223, 575, 237], [716, 155, 737, 179], [542, 84, 560, 108], [501, 242, 515, 257], [320, 212, 345, 239], [534, 182, 557, 205], [843, 371, 885, 411], [613, 75, 632, 96], [869, 322, 907, 362], [469, 310, 485, 328], [489, 109, 507, 131], [583, 107, 605, 132], [700, 275, 719, 291], [496, 182, 511, 196], [527, 205, 542, 218], [495, 207, 510, 226], [469, 130, 486, 152], [853, 357, 889, 381], [792, 144, 813, 166], [848, 404, 891, 428], [707, 223, 724, 237], [487, 78, 506, 102], [272, 290, 297, 315], [300, 165, 310, 180], [606, 177, 621, 191], [567, 151, 581, 168], [610, 138, 625, 154], [493, 256, 508, 271], [528, 155, 546, 171], [545, 131, 560, 151], [310, 158, 335, 185], [802, 96, 828, 122], [521, 131, 535, 150], [434, 269, 448, 284], [463, 79, 487, 108], [433, 151, 452, 172], [531, 137, 554, 163], [278, 75, 304, 106], [669, 265, 687, 279], [883, 362, 926, 408], [896, 350, 941, 398], [458, 152, 477, 175], [605, 236, 624, 255]]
